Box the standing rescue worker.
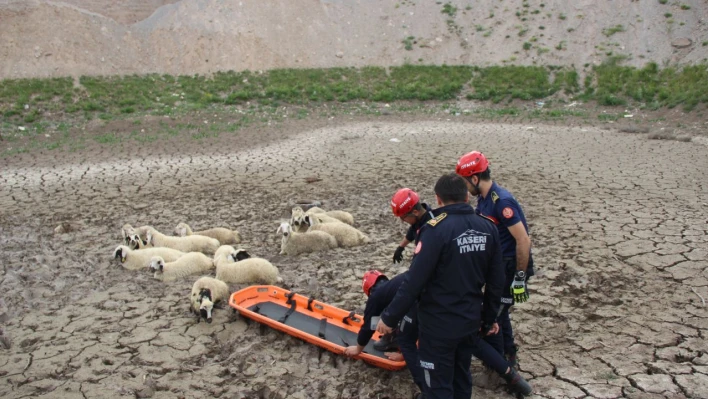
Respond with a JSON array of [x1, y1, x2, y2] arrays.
[[391, 188, 437, 264], [455, 151, 535, 367], [376, 173, 506, 399]]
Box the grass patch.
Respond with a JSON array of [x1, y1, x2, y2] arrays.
[[602, 25, 625, 37], [441, 2, 457, 17], [0, 63, 706, 133]]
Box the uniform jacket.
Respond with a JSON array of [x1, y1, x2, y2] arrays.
[[357, 273, 406, 347], [381, 202, 504, 339]]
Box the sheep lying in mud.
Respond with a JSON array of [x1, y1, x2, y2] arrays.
[[113, 245, 185, 270], [174, 222, 241, 245], [276, 222, 337, 256], [213, 245, 238, 269], [146, 227, 219, 254], [307, 217, 370, 248], [127, 234, 148, 250], [122, 224, 150, 241], [215, 249, 282, 284], [191, 276, 230, 323], [291, 206, 355, 229], [149, 252, 214, 282]]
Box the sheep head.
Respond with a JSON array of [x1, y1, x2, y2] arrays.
[[113, 246, 128, 263], [174, 223, 189, 237], [291, 207, 305, 227], [121, 224, 135, 239], [149, 256, 165, 274], [198, 290, 214, 323], [229, 249, 251, 262], [128, 234, 146, 250]]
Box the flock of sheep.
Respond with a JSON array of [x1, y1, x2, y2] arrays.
[[112, 205, 370, 323]]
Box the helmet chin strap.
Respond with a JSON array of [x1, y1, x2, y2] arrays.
[[466, 175, 480, 195]]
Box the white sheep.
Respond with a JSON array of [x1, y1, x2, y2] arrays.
[[127, 233, 148, 250], [276, 222, 337, 256], [112, 245, 185, 270], [149, 252, 214, 282], [303, 213, 345, 226], [213, 244, 238, 269], [122, 224, 150, 241], [292, 206, 355, 226], [317, 210, 354, 225], [146, 227, 220, 254], [174, 222, 241, 245], [191, 276, 230, 323], [307, 217, 370, 248], [215, 249, 282, 284]]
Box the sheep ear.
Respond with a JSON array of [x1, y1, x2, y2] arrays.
[[276, 225, 283, 234]]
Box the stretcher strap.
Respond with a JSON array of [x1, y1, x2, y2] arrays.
[[342, 311, 355, 325], [318, 318, 327, 339], [278, 293, 297, 324], [307, 297, 315, 311]]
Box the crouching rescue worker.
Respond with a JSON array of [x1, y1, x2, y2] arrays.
[[391, 188, 437, 264], [376, 173, 532, 399], [343, 271, 425, 395], [456, 151, 535, 367]]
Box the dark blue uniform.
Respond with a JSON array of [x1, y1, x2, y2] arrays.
[[405, 203, 436, 243], [397, 203, 436, 391], [357, 272, 425, 390], [381, 203, 504, 399], [476, 181, 534, 358]]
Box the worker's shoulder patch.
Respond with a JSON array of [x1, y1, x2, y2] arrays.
[[491, 191, 500, 203], [427, 213, 447, 227]]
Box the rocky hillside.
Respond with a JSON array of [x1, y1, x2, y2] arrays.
[[1, 0, 706, 79]]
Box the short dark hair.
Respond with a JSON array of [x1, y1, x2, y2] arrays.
[[412, 202, 424, 212], [434, 173, 468, 204], [477, 167, 491, 181]]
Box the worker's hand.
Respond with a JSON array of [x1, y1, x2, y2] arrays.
[[393, 246, 405, 263], [480, 322, 499, 336], [510, 271, 529, 303], [384, 352, 404, 361], [344, 345, 362, 357], [376, 319, 393, 335]]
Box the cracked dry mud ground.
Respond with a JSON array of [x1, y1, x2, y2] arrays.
[[0, 117, 707, 399]]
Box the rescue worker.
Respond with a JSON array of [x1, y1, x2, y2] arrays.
[[343, 271, 426, 395], [376, 173, 511, 399], [455, 151, 535, 367], [391, 188, 436, 264]]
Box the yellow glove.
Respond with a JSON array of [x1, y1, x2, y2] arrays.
[[510, 270, 529, 303]]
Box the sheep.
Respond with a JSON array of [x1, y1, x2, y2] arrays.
[[276, 222, 337, 256], [303, 213, 345, 226], [190, 276, 230, 323], [174, 222, 241, 245], [316, 210, 354, 225], [127, 233, 148, 250], [213, 244, 238, 269], [146, 227, 219, 254], [307, 216, 370, 248], [292, 206, 355, 226], [149, 252, 214, 282], [122, 224, 150, 241], [112, 245, 185, 270], [214, 249, 282, 284]]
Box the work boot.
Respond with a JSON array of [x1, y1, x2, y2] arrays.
[[373, 333, 398, 352], [503, 368, 532, 396], [506, 345, 519, 369]]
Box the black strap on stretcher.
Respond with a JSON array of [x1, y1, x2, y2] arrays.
[[278, 292, 297, 324], [342, 311, 355, 325], [307, 297, 315, 311], [318, 318, 328, 339]]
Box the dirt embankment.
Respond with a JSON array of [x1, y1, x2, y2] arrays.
[[1, 0, 706, 79]]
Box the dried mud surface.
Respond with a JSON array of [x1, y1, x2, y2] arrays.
[[1, 117, 707, 398]]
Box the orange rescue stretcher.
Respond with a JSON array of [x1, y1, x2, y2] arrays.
[[228, 285, 406, 371]]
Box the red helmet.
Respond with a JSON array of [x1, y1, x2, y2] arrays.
[[391, 188, 420, 217], [456, 151, 489, 177], [362, 270, 387, 296]]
